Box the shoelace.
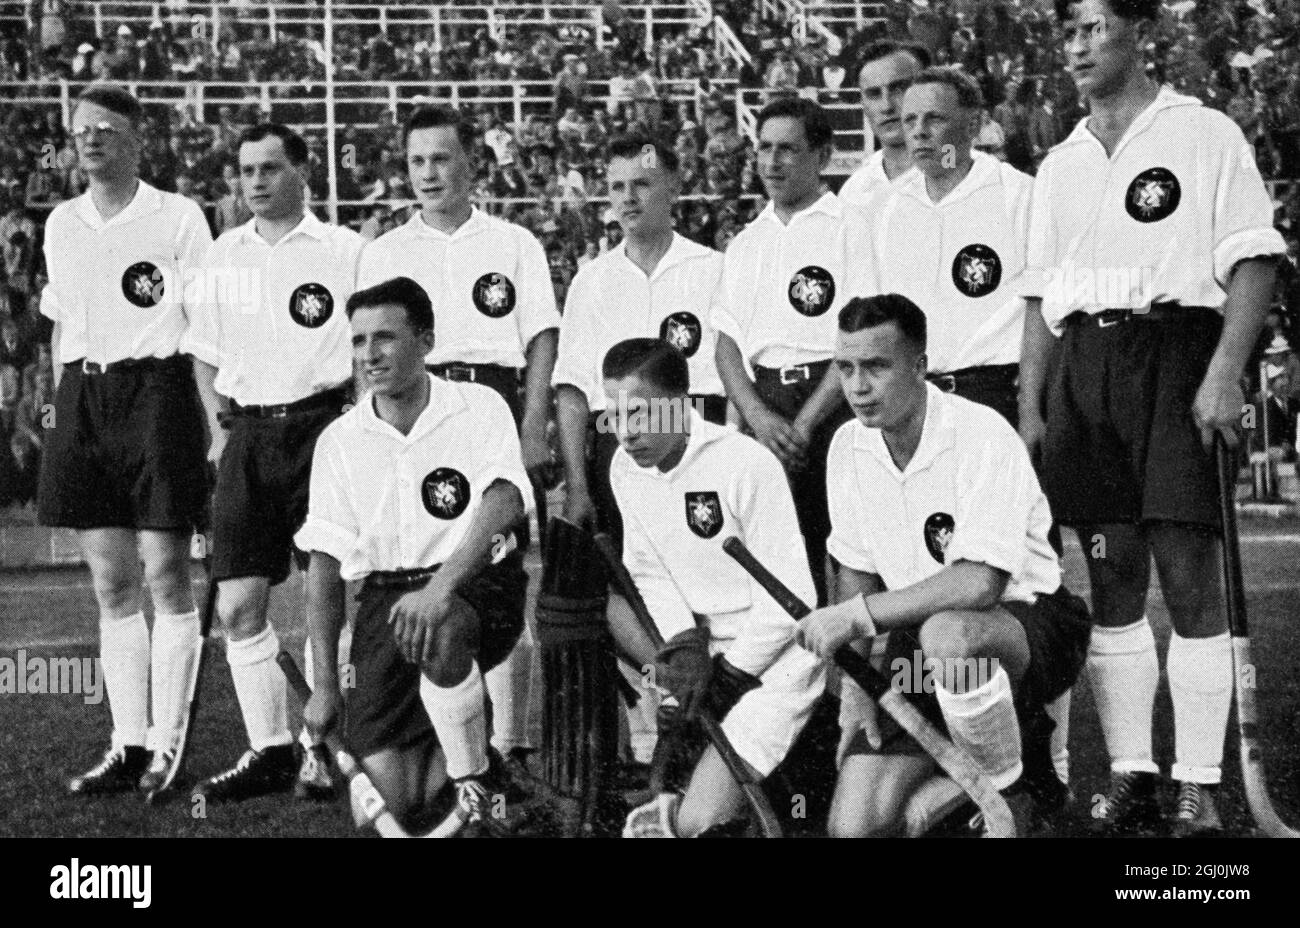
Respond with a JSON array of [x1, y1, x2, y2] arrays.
[[148, 750, 175, 773], [208, 750, 258, 786], [1099, 774, 1139, 818], [1176, 783, 1203, 819], [87, 748, 130, 777], [455, 779, 492, 821]]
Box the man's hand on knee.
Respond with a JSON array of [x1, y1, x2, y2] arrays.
[[390, 576, 459, 664]]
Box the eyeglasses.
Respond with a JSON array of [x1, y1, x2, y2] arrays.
[[72, 122, 125, 142]]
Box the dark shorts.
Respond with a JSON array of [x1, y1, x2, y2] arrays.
[[346, 553, 529, 757], [1042, 308, 1223, 529], [930, 364, 1020, 429], [843, 587, 1092, 758], [210, 388, 349, 585], [38, 357, 208, 531]]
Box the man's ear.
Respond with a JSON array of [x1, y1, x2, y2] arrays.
[[817, 144, 833, 173], [420, 327, 436, 355]]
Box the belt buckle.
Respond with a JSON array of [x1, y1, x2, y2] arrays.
[[446, 365, 476, 383], [269, 404, 289, 419], [933, 374, 957, 393], [779, 364, 808, 386], [82, 360, 105, 375], [1096, 311, 1128, 328]]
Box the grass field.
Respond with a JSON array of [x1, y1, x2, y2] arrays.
[[2, 520, 1298, 838]]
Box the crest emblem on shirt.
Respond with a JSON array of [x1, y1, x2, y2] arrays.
[[684, 491, 724, 539], [121, 261, 163, 308], [472, 272, 516, 318], [421, 467, 471, 520], [1125, 168, 1181, 223], [659, 311, 702, 358], [787, 265, 836, 317], [289, 282, 334, 328], [924, 512, 956, 564], [951, 244, 1002, 298]]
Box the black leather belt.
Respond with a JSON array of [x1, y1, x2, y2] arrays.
[[928, 364, 1019, 394], [1065, 302, 1187, 328], [72, 356, 188, 376], [753, 358, 832, 387], [426, 362, 517, 384], [364, 565, 440, 590], [228, 385, 349, 420]]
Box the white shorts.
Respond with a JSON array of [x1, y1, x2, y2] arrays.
[[715, 639, 826, 777]]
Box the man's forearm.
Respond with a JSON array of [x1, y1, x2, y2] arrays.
[[715, 333, 768, 422], [857, 561, 1009, 633], [191, 357, 228, 435], [1206, 258, 1278, 384], [306, 552, 347, 692], [794, 362, 844, 432], [555, 385, 591, 494], [437, 480, 525, 592], [1017, 297, 1056, 418], [522, 328, 558, 428]]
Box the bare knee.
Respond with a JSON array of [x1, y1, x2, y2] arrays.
[[88, 561, 141, 615], [919, 611, 982, 661], [422, 606, 476, 687], [142, 551, 192, 611], [217, 584, 269, 640], [828, 792, 899, 838]]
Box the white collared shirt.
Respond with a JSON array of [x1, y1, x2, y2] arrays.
[[1022, 86, 1286, 334], [826, 385, 1059, 604], [837, 149, 914, 210], [610, 412, 816, 678], [553, 233, 725, 409], [710, 192, 877, 368], [41, 181, 213, 364], [180, 213, 364, 406], [870, 152, 1032, 372], [295, 375, 533, 582], [357, 207, 560, 367]]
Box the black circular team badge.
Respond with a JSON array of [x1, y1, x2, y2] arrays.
[[659, 311, 702, 358], [1125, 168, 1181, 223], [289, 283, 334, 328], [787, 265, 836, 317], [951, 244, 1002, 298], [121, 261, 163, 308], [472, 272, 516, 318], [421, 468, 471, 520], [923, 512, 955, 564], [684, 491, 724, 539]]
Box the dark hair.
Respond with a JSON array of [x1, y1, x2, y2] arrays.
[[606, 133, 680, 174], [345, 277, 434, 334], [1054, 0, 1160, 22], [74, 85, 142, 128], [755, 96, 834, 151], [859, 40, 932, 71], [602, 337, 690, 394], [403, 104, 476, 155], [238, 123, 309, 167], [838, 294, 927, 351], [910, 66, 985, 111]]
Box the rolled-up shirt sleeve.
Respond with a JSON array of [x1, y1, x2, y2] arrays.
[[179, 239, 222, 366], [295, 430, 360, 568], [618, 500, 696, 643], [944, 419, 1032, 579], [474, 389, 534, 515], [825, 428, 877, 575], [1211, 128, 1286, 287], [514, 229, 561, 347], [551, 268, 599, 405]]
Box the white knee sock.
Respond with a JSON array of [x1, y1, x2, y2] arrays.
[[226, 625, 291, 751], [1167, 631, 1232, 785], [485, 623, 535, 754], [148, 609, 200, 753], [1045, 689, 1072, 785], [620, 661, 658, 765], [1086, 617, 1159, 775], [100, 611, 150, 750], [420, 663, 489, 780], [935, 666, 1022, 791]]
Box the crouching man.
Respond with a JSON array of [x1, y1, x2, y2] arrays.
[[603, 338, 826, 837]]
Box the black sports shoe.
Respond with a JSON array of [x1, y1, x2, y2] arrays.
[[1091, 771, 1164, 836], [195, 746, 295, 802], [1171, 781, 1223, 838], [293, 744, 336, 802], [138, 749, 177, 794], [68, 745, 150, 796]]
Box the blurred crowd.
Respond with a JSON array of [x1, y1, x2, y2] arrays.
[[3, 0, 1300, 513]]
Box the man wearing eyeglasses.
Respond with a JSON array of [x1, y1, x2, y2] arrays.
[[38, 85, 213, 796], [1018, 0, 1285, 836]]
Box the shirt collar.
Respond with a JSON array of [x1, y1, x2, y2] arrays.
[[897, 149, 1000, 207], [1064, 84, 1201, 153], [359, 373, 466, 442], [852, 384, 954, 476], [405, 206, 486, 241], [73, 179, 163, 230], [626, 409, 730, 480], [756, 190, 842, 226], [236, 210, 330, 245], [613, 232, 707, 278]]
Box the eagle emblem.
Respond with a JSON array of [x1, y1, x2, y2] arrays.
[[659, 311, 702, 358], [472, 272, 516, 318], [951, 244, 1002, 298], [289, 283, 334, 328], [787, 265, 836, 317], [923, 512, 955, 564], [121, 261, 163, 308], [1125, 168, 1180, 223], [421, 468, 471, 520], [684, 491, 723, 539]]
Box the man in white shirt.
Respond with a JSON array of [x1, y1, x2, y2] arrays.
[[601, 338, 824, 837], [712, 95, 876, 604], [797, 295, 1090, 837], [39, 86, 213, 797], [871, 67, 1033, 426], [1018, 0, 1285, 836], [837, 40, 930, 211], [297, 276, 531, 833], [360, 104, 559, 767], [183, 123, 364, 801]]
